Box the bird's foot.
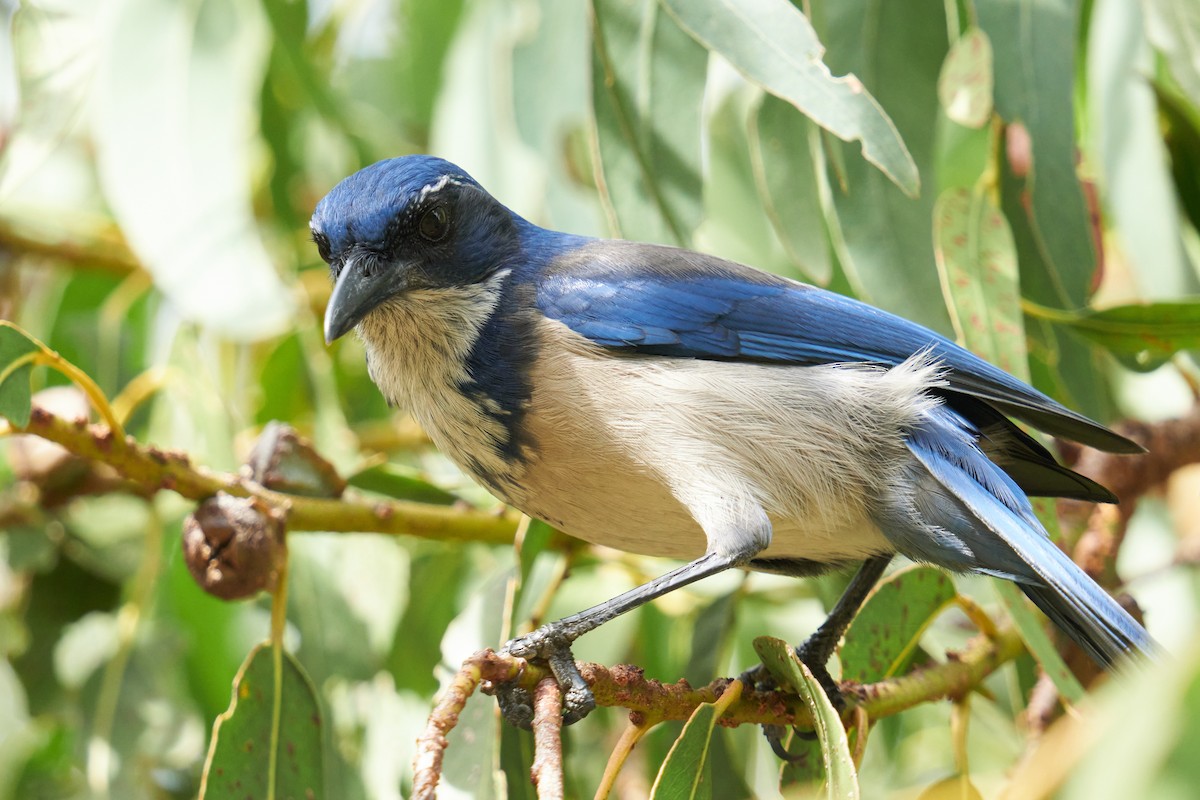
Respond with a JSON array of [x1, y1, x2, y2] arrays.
[[498, 623, 595, 729], [739, 640, 846, 760]]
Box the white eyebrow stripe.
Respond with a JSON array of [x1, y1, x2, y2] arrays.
[[416, 175, 465, 204]]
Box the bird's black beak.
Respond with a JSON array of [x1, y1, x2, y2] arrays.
[[324, 256, 411, 344]]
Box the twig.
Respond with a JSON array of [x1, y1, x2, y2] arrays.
[[0, 222, 140, 276], [411, 653, 523, 800], [11, 408, 524, 545], [531, 677, 565, 800], [595, 713, 661, 800]]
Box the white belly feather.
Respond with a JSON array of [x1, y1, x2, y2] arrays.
[[358, 290, 941, 565]]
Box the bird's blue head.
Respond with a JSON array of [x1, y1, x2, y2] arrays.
[[313, 155, 525, 343]]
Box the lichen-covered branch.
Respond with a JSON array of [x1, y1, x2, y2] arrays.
[[411, 624, 1026, 796]]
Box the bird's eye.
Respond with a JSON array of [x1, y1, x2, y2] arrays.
[[418, 206, 450, 243], [311, 230, 332, 262]]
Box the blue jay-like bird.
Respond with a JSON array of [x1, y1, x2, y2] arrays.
[[315, 155, 1152, 723]]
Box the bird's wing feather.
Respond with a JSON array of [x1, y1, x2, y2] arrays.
[[536, 241, 1139, 453]]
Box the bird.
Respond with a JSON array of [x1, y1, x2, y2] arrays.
[[314, 154, 1153, 726]]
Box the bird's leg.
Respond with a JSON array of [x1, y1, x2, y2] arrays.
[[741, 554, 892, 759], [795, 554, 893, 699], [499, 550, 742, 727]]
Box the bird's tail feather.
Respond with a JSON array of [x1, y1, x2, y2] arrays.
[[903, 410, 1154, 666]]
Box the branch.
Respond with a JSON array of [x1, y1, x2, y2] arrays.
[[0, 222, 141, 276], [11, 407, 523, 545], [412, 624, 1026, 796]]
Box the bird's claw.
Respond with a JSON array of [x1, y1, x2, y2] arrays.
[[740, 643, 846, 757], [499, 624, 595, 727]]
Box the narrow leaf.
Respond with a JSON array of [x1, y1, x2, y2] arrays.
[[200, 643, 324, 800], [749, 96, 833, 284], [92, 0, 294, 340], [995, 583, 1085, 704], [662, 0, 919, 197], [754, 637, 860, 799], [937, 28, 994, 129], [817, 0, 954, 334], [0, 323, 39, 427], [978, 0, 1097, 308], [1042, 301, 1200, 372], [591, 0, 706, 245], [932, 187, 1027, 377], [650, 701, 718, 800], [841, 566, 958, 684]]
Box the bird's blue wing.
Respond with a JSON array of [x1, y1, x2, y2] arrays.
[[536, 240, 1138, 453]]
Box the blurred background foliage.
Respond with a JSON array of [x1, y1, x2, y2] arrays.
[[1, 0, 1200, 797]]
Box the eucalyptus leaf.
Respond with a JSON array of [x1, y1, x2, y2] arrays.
[[92, 0, 293, 340], [750, 96, 833, 284], [937, 28, 994, 129], [200, 643, 324, 800], [932, 187, 1026, 376], [662, 0, 918, 197], [650, 699, 718, 800], [841, 566, 958, 684], [0, 324, 39, 427], [754, 636, 860, 799], [1042, 300, 1200, 372], [591, 0, 706, 245], [977, 0, 1097, 308]]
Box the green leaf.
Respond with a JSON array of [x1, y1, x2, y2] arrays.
[[346, 463, 459, 505], [1155, 82, 1200, 235], [841, 566, 958, 684], [92, 0, 294, 340], [591, 0, 707, 245], [818, 0, 954, 333], [754, 637, 860, 799], [749, 96, 833, 284], [661, 0, 918, 197], [0, 324, 39, 427], [650, 696, 719, 800], [977, 0, 1096, 309], [932, 187, 1027, 378], [995, 582, 1085, 704], [1036, 301, 1200, 372], [999, 153, 1114, 421], [938, 28, 993, 129], [200, 643, 324, 800]]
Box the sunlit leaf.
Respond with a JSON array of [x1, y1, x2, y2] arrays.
[[938, 28, 994, 129], [662, 0, 918, 197], [917, 774, 985, 800], [591, 0, 706, 245], [841, 566, 958, 684], [1145, 0, 1200, 108], [92, 0, 294, 340], [200, 643, 324, 800]]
